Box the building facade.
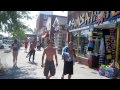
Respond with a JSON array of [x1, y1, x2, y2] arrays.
[[52, 17, 67, 54], [36, 11, 53, 47], [68, 11, 120, 69], [36, 12, 67, 48]]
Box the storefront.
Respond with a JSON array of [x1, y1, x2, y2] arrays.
[[68, 11, 120, 69], [41, 31, 49, 48]]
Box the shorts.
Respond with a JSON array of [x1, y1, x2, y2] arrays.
[[44, 60, 56, 76], [13, 51, 18, 58], [63, 61, 73, 75]]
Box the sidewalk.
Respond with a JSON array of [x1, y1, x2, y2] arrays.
[[0, 47, 108, 79]]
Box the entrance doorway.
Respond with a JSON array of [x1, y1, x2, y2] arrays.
[[93, 23, 117, 67]]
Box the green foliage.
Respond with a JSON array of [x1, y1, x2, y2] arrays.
[[0, 11, 32, 40]]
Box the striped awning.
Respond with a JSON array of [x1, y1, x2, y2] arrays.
[[41, 32, 49, 38]]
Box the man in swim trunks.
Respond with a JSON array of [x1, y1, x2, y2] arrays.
[[61, 41, 76, 79], [41, 40, 58, 79]]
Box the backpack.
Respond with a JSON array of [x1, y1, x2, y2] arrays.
[[13, 43, 19, 51]]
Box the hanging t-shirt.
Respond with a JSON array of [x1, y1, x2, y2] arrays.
[[88, 39, 94, 51], [99, 38, 105, 54], [94, 38, 99, 54]]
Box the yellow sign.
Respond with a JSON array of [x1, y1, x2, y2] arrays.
[[115, 22, 120, 69], [115, 62, 119, 69]]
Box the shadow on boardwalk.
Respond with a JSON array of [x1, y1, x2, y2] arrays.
[[0, 66, 37, 79]]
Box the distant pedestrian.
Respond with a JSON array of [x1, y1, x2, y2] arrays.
[[41, 40, 58, 79], [28, 41, 36, 62], [12, 39, 20, 67], [33, 37, 37, 49], [24, 38, 29, 53], [61, 41, 76, 79], [37, 41, 41, 51]]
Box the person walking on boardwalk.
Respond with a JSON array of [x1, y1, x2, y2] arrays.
[[61, 41, 76, 79], [24, 38, 29, 53], [12, 39, 20, 67], [28, 40, 36, 62], [41, 40, 58, 79]]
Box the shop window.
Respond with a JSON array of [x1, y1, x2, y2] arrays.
[[79, 30, 89, 57], [72, 32, 78, 51], [72, 30, 90, 57]]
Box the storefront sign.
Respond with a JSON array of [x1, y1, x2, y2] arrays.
[[105, 35, 115, 53], [104, 29, 116, 60], [115, 22, 120, 69], [68, 11, 120, 30]]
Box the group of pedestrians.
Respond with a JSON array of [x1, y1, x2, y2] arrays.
[[11, 38, 76, 79], [24, 38, 42, 62], [11, 38, 38, 67], [41, 40, 76, 79]]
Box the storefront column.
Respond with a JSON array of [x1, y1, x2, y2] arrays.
[[115, 22, 120, 69], [77, 32, 80, 55]]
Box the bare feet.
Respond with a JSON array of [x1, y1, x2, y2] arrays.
[[61, 77, 64, 79], [48, 75, 52, 79], [61, 74, 64, 79]]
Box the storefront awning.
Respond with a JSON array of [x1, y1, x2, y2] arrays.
[[41, 32, 49, 38]]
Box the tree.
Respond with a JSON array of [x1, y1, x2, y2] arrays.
[[0, 11, 32, 38], [11, 29, 27, 40]]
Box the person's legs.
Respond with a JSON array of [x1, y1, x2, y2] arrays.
[[68, 74, 71, 79], [25, 46, 26, 52], [46, 76, 49, 79], [49, 61, 55, 79], [38, 46, 40, 50], [26, 45, 28, 53], [37, 46, 39, 50], [13, 52, 15, 67], [67, 61, 73, 79], [39, 45, 41, 50], [32, 50, 35, 62], [44, 61, 50, 79], [61, 61, 68, 79], [25, 44, 27, 52], [15, 51, 18, 67], [61, 74, 64, 79], [29, 50, 32, 62], [26, 52, 29, 58]]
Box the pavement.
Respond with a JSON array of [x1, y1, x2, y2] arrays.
[[0, 47, 109, 79]]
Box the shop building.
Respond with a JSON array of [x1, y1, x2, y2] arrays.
[[52, 17, 67, 54], [68, 11, 120, 69], [36, 11, 53, 47], [36, 12, 67, 48]]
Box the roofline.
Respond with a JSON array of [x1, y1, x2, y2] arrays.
[[38, 14, 67, 17]]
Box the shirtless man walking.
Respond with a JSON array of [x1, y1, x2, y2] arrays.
[[41, 40, 58, 79]]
